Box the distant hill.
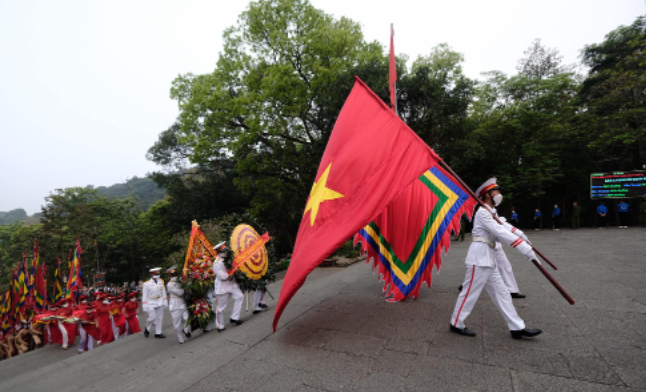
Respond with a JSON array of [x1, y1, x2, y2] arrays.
[[0, 209, 28, 225], [90, 176, 166, 211], [0, 176, 167, 226]]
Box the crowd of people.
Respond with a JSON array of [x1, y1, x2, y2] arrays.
[[0, 292, 142, 360]]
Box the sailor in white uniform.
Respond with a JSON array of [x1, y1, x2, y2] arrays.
[[450, 178, 542, 340], [166, 266, 191, 343], [142, 267, 168, 338], [213, 242, 244, 332]]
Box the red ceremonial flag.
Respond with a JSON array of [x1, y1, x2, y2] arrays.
[[272, 77, 440, 330], [389, 24, 397, 113]]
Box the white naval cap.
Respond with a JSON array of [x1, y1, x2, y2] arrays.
[[149, 267, 162, 273], [475, 178, 500, 199], [214, 241, 227, 250]]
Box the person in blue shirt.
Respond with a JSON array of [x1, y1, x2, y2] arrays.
[[597, 202, 608, 229], [533, 208, 541, 230], [617, 200, 630, 228], [510, 207, 519, 227], [551, 204, 561, 230]]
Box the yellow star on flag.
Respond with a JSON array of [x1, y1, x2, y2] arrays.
[[305, 163, 344, 226]]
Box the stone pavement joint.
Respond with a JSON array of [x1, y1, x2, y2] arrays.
[[1, 228, 645, 391]]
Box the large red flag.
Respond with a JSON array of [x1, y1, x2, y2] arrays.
[[272, 77, 439, 330], [389, 24, 397, 112]]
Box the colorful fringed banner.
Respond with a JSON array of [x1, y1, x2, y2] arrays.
[[66, 238, 83, 302], [182, 220, 219, 279], [53, 256, 63, 304], [354, 165, 476, 301]]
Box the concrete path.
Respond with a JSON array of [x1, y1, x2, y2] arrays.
[[1, 227, 645, 391]]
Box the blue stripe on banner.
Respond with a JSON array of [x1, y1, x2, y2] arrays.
[[360, 167, 471, 297]]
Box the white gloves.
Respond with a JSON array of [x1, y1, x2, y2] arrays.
[[525, 250, 540, 264]]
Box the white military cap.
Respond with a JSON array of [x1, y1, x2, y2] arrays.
[[214, 241, 227, 250], [475, 178, 500, 199], [149, 267, 162, 273]]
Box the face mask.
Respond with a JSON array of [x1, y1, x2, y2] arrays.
[[130, 298, 136, 302], [493, 194, 503, 206], [62, 304, 69, 308], [86, 310, 92, 314], [103, 301, 109, 304], [153, 274, 160, 279]]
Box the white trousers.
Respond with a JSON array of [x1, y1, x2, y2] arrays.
[[146, 306, 164, 335], [451, 265, 525, 331], [170, 308, 189, 343], [494, 248, 520, 294], [77, 325, 95, 352], [57, 322, 69, 348], [252, 290, 266, 311], [215, 289, 243, 329], [111, 318, 120, 340]]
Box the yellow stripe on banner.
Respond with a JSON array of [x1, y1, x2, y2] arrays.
[[372, 173, 460, 286]]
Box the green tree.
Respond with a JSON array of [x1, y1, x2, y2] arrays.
[[152, 0, 384, 252], [580, 16, 646, 170]]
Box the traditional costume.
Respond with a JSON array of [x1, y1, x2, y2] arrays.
[[75, 304, 98, 353], [96, 294, 115, 344], [124, 292, 142, 334], [110, 295, 127, 338], [142, 267, 168, 338], [450, 178, 542, 339], [56, 298, 77, 349]]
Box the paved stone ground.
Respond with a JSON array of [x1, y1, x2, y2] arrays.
[[1, 227, 645, 391]]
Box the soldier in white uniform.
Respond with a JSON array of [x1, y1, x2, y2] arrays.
[[166, 266, 191, 344], [450, 178, 542, 340], [213, 242, 244, 332], [142, 267, 168, 338]]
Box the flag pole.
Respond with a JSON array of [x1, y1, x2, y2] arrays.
[[436, 159, 574, 305], [389, 23, 398, 116]]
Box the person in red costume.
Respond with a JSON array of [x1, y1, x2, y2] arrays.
[[124, 292, 142, 334], [33, 303, 59, 345], [56, 298, 77, 350], [91, 292, 102, 308], [76, 295, 89, 312], [95, 294, 114, 345], [110, 295, 127, 338], [75, 304, 99, 353]]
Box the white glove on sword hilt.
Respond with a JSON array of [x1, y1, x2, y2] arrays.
[[526, 250, 541, 265]]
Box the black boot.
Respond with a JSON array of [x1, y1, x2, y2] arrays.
[[144, 328, 149, 338], [510, 328, 542, 339], [510, 292, 526, 299], [230, 318, 244, 326]]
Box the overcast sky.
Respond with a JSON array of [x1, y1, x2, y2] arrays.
[[0, 0, 643, 215]]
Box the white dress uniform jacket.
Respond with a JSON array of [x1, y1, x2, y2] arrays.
[[167, 277, 189, 343], [142, 278, 168, 310], [213, 256, 244, 329], [213, 256, 239, 295], [465, 205, 534, 267], [142, 278, 168, 335]]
